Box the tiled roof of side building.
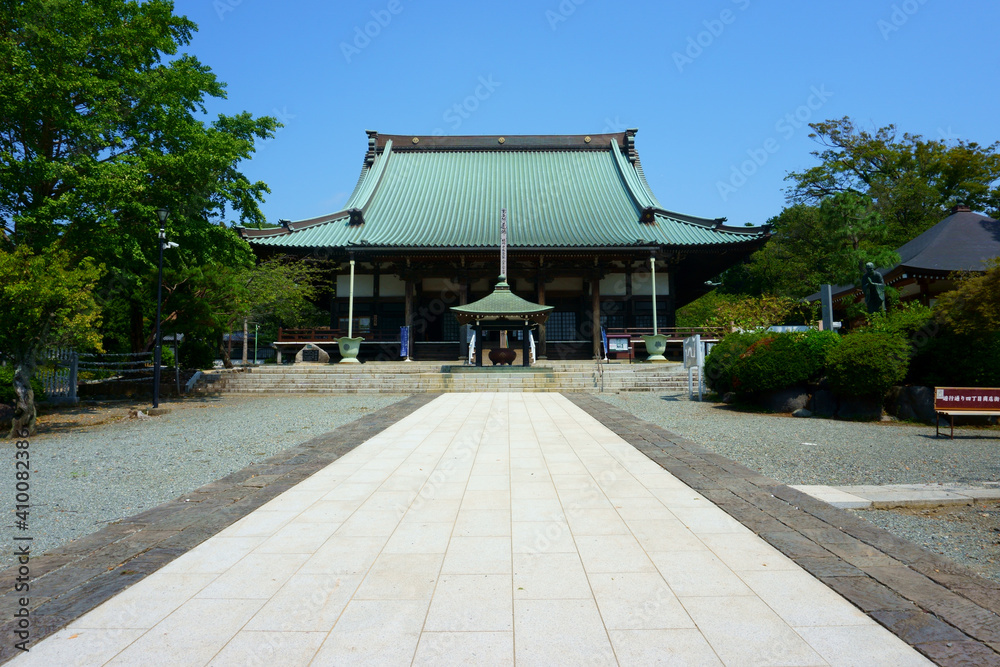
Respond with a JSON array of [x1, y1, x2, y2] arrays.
[[239, 130, 768, 250]]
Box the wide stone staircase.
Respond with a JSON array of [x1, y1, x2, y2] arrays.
[[192, 360, 700, 394]]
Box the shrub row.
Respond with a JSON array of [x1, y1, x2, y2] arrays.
[[705, 330, 909, 399]]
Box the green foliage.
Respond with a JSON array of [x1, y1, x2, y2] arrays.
[[729, 336, 808, 395], [786, 117, 1000, 246], [908, 330, 1000, 388], [162, 256, 326, 366], [1, 0, 279, 355], [179, 336, 218, 370], [733, 117, 1000, 300], [0, 246, 104, 362], [859, 302, 935, 338], [704, 295, 802, 334], [676, 292, 736, 328], [740, 193, 899, 298], [933, 258, 1000, 335], [0, 366, 44, 405], [795, 330, 842, 375], [825, 333, 909, 398], [704, 332, 768, 395], [704, 330, 839, 396]]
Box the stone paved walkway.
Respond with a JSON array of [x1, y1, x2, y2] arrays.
[[9, 394, 935, 666]]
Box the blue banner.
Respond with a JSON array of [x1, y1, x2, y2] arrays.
[[400, 326, 409, 357], [600, 327, 608, 355]]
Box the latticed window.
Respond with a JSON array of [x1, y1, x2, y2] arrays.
[[442, 313, 460, 341], [547, 312, 578, 341]]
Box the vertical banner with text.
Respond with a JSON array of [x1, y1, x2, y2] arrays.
[[500, 208, 507, 277]]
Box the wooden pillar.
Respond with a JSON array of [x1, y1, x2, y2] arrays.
[[666, 270, 677, 328], [372, 262, 381, 333], [537, 270, 547, 359], [404, 279, 414, 360], [625, 262, 634, 329], [591, 275, 601, 359], [458, 279, 469, 361]]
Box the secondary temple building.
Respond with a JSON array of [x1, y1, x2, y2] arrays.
[[238, 130, 769, 361]]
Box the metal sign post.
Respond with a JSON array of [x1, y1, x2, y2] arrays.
[[500, 208, 507, 277], [683, 334, 705, 401]]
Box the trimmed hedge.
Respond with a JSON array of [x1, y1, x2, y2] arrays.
[[825, 333, 909, 398], [704, 332, 767, 395], [704, 330, 840, 396]]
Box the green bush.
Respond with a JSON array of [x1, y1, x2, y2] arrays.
[[705, 330, 841, 396], [825, 333, 909, 398], [0, 366, 46, 404], [704, 332, 767, 395], [860, 302, 934, 339], [730, 330, 840, 395], [179, 336, 218, 370], [908, 330, 1000, 387]]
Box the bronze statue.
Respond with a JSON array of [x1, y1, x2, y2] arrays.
[[861, 262, 885, 313]]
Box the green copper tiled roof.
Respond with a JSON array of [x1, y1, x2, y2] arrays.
[[242, 131, 766, 249], [451, 276, 554, 324]]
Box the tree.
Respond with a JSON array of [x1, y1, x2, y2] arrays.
[[0, 0, 277, 354], [934, 258, 1000, 334], [0, 246, 103, 436], [736, 193, 899, 298], [159, 257, 327, 368], [786, 117, 1000, 246]]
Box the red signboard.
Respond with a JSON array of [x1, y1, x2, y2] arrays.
[[935, 387, 1000, 412]]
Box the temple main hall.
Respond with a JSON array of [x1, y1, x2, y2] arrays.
[[238, 129, 768, 361]]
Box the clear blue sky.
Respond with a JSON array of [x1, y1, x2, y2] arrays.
[[174, 0, 1000, 228]]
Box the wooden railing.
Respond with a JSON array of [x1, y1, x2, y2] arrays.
[[276, 328, 398, 343], [604, 327, 719, 340]]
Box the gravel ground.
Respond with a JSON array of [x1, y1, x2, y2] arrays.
[[601, 393, 1000, 583], [0, 394, 408, 570], [601, 393, 1000, 486], [848, 504, 1000, 583]]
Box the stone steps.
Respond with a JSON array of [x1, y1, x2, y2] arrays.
[[194, 362, 697, 394]]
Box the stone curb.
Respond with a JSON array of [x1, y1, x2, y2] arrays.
[[791, 483, 1000, 510], [566, 393, 1000, 667], [0, 394, 438, 664]]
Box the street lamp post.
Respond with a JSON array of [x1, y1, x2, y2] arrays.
[[152, 208, 169, 408]]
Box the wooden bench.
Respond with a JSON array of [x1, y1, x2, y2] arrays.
[[935, 387, 1000, 438]]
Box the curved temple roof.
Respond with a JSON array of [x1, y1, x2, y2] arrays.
[[240, 130, 768, 250]]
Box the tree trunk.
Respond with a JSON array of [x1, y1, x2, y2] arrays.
[[9, 359, 37, 438], [219, 339, 233, 369], [129, 298, 146, 353]]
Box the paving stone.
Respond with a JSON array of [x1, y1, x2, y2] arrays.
[[913, 640, 1000, 667], [794, 556, 864, 579], [872, 609, 971, 644], [757, 531, 832, 560]]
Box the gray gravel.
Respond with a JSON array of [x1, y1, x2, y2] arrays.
[[600, 393, 1000, 486], [848, 505, 1000, 583], [601, 392, 1000, 583], [0, 394, 408, 570]]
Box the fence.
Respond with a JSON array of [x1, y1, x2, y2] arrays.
[[40, 348, 78, 404]]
